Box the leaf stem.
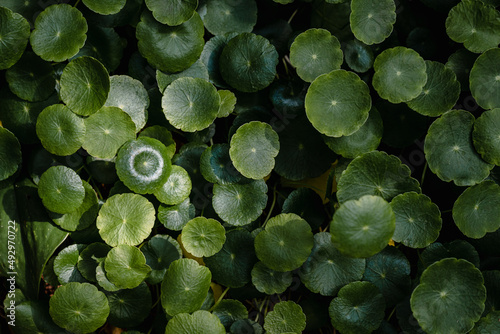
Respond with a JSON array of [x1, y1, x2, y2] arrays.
[[74, 0, 81, 7], [208, 286, 230, 312], [387, 307, 396, 321], [420, 161, 428, 186], [262, 183, 277, 227]]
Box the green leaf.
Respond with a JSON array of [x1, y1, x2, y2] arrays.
[[350, 0, 396, 45], [344, 39, 374, 73], [5, 51, 55, 102], [145, 0, 197, 26], [289, 28, 343, 82], [96, 193, 156, 247], [115, 137, 172, 194], [161, 258, 211, 316], [162, 77, 220, 132], [83, 0, 126, 15], [181, 217, 225, 257], [165, 310, 226, 334], [200, 144, 246, 184], [470, 48, 500, 110], [445, 48, 478, 92], [331, 195, 395, 258], [229, 121, 279, 180], [217, 90, 237, 118], [36, 104, 86, 156], [446, 0, 500, 53], [372, 46, 427, 104], [420, 240, 480, 272], [204, 229, 258, 288], [203, 0, 257, 35], [213, 299, 249, 330], [299, 232, 366, 296], [251, 261, 293, 295], [77, 242, 111, 282], [104, 244, 152, 289], [154, 165, 192, 205], [407, 60, 461, 117], [60, 56, 110, 117], [156, 59, 209, 93], [38, 166, 85, 214], [264, 301, 306, 334], [219, 33, 278, 93], [329, 281, 385, 334], [452, 180, 500, 238], [255, 213, 314, 272], [158, 198, 196, 231], [0, 127, 22, 181], [200, 33, 239, 88], [482, 270, 500, 315], [212, 179, 268, 226], [473, 108, 500, 165], [53, 244, 87, 284], [136, 10, 204, 73], [30, 4, 87, 62], [471, 311, 500, 334], [410, 258, 486, 334], [305, 69, 372, 137], [0, 6, 30, 70], [141, 234, 182, 285], [96, 262, 119, 292], [13, 300, 67, 334], [139, 125, 176, 159], [105, 282, 152, 328], [336, 151, 421, 203], [104, 75, 150, 133], [424, 110, 493, 186], [49, 282, 109, 334]]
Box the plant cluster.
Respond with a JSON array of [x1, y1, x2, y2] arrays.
[[1, 0, 500, 333]]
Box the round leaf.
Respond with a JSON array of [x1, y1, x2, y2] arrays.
[[162, 77, 220, 132], [329, 281, 385, 334], [424, 110, 493, 186], [217, 90, 237, 118], [344, 39, 374, 73], [0, 127, 22, 181], [161, 258, 212, 316], [470, 48, 500, 110], [255, 213, 314, 272], [83, 0, 126, 15], [54, 244, 88, 284], [182, 217, 226, 257], [104, 244, 152, 289], [105, 282, 152, 328], [38, 166, 85, 214], [219, 33, 278, 93], [36, 104, 86, 156], [203, 0, 257, 35], [165, 310, 225, 334], [452, 180, 500, 238], [200, 144, 246, 185], [372, 46, 427, 104], [158, 198, 196, 231], [141, 234, 182, 285], [264, 301, 306, 334], [200, 32, 239, 87], [331, 195, 395, 258], [49, 282, 109, 334], [350, 0, 396, 45], [96, 193, 156, 247], [154, 165, 191, 205], [251, 261, 293, 295], [410, 258, 486, 334], [0, 6, 30, 70], [30, 4, 87, 62], [289, 28, 343, 82], [77, 242, 111, 282], [473, 108, 500, 165], [305, 69, 372, 137], [145, 0, 197, 26], [229, 121, 279, 180]]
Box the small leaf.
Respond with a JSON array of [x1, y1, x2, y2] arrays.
[[38, 166, 85, 214], [203, 0, 257, 36], [212, 299, 249, 330], [251, 261, 293, 295], [0, 6, 30, 70], [181, 217, 226, 257], [154, 165, 192, 205], [165, 310, 225, 334], [264, 301, 306, 334], [105, 282, 152, 328], [158, 198, 196, 231], [141, 234, 182, 285], [350, 0, 396, 45], [104, 244, 152, 289], [145, 0, 197, 26], [344, 39, 374, 73], [54, 244, 88, 284], [77, 242, 111, 282]]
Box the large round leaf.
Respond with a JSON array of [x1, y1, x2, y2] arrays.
[[329, 281, 385, 334], [289, 28, 343, 82], [145, 0, 197, 26], [60, 56, 110, 117], [229, 121, 279, 180], [158, 198, 196, 231], [161, 258, 212, 316], [251, 261, 292, 295], [136, 10, 204, 73], [116, 137, 172, 194], [446, 0, 500, 53], [410, 258, 486, 334], [165, 310, 225, 334], [0, 127, 22, 181], [141, 234, 182, 285], [213, 179, 268, 226], [264, 301, 306, 334], [104, 244, 152, 289], [390, 192, 442, 248], [336, 151, 421, 203], [331, 195, 395, 258], [470, 48, 500, 110], [407, 60, 461, 117], [36, 104, 86, 156], [452, 180, 500, 238], [219, 33, 278, 93], [105, 282, 152, 328], [38, 166, 85, 214], [372, 46, 427, 103], [104, 75, 150, 133], [424, 110, 493, 186], [54, 244, 88, 284], [182, 217, 226, 257], [49, 282, 109, 334], [255, 213, 314, 272], [203, 0, 257, 35], [83, 0, 126, 15], [299, 232, 366, 296], [306, 70, 371, 138], [83, 106, 136, 159], [0, 6, 30, 70], [350, 0, 396, 45], [162, 77, 220, 132], [96, 193, 156, 247], [473, 108, 500, 165], [30, 4, 87, 62]]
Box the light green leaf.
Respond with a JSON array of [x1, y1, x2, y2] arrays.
[[264, 301, 306, 334], [104, 244, 152, 289], [54, 244, 87, 284], [350, 0, 396, 45], [154, 165, 192, 205], [158, 198, 196, 231], [181, 217, 226, 257], [38, 166, 85, 214], [165, 310, 225, 334]]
